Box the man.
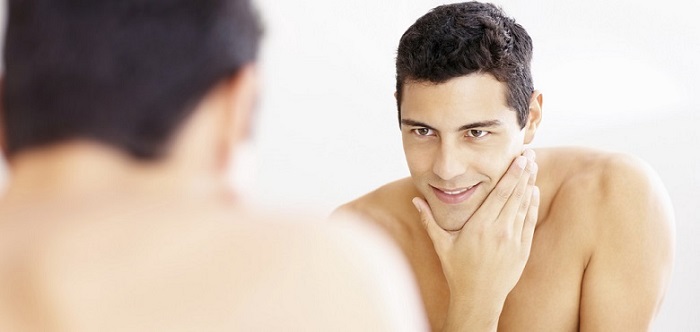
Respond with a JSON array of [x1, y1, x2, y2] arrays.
[[0, 0, 426, 330], [337, 2, 675, 331]]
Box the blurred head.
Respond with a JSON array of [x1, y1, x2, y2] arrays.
[[396, 2, 542, 231], [2, 0, 262, 163]]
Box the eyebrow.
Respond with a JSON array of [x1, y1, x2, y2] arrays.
[[400, 118, 503, 131]]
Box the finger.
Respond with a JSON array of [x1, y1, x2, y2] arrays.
[[512, 162, 538, 238], [412, 197, 449, 248], [496, 159, 534, 227], [521, 186, 540, 252], [470, 155, 528, 224], [523, 148, 536, 163]]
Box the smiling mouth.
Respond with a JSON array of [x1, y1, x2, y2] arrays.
[[431, 183, 480, 204], [440, 187, 471, 195]]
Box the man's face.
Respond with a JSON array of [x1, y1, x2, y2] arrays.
[[400, 73, 533, 231]]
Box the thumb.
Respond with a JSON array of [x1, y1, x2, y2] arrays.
[[412, 197, 448, 246]]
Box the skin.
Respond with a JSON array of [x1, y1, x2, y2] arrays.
[[0, 67, 427, 331], [337, 73, 675, 331]]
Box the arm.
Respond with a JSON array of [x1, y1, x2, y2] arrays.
[[579, 156, 675, 331], [414, 150, 540, 331]]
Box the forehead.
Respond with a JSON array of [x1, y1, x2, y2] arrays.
[[401, 73, 516, 126]]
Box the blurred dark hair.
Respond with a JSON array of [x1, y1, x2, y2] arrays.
[[2, 0, 262, 160], [396, 1, 533, 127]]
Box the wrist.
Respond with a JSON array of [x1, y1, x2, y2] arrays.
[[443, 293, 505, 332]]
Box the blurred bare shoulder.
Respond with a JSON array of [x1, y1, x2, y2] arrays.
[[333, 177, 423, 240], [0, 199, 427, 331]]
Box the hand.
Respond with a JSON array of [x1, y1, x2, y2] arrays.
[[412, 150, 540, 330]]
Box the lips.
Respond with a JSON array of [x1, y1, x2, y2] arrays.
[[431, 183, 479, 205]]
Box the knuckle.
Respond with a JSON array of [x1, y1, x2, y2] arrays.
[[420, 219, 431, 231], [520, 198, 530, 211], [495, 187, 511, 200], [420, 213, 428, 224], [512, 187, 525, 199], [526, 215, 537, 228], [496, 228, 513, 241]]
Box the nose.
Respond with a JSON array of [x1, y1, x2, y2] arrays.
[[432, 143, 467, 181]]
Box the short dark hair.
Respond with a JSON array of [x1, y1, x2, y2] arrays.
[[395, 1, 533, 127], [2, 0, 262, 160]]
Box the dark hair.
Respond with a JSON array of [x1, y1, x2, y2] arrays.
[[395, 1, 533, 127], [2, 0, 262, 160]]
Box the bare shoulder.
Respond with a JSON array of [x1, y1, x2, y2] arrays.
[[232, 210, 427, 331], [539, 147, 676, 329], [537, 146, 675, 260], [333, 177, 422, 241], [538, 146, 673, 222], [0, 201, 426, 331]]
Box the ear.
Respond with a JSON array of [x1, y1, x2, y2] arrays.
[[0, 77, 7, 159], [223, 64, 257, 143], [523, 90, 543, 144], [215, 64, 258, 172]]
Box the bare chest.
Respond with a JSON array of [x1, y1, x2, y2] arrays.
[[402, 216, 589, 331]]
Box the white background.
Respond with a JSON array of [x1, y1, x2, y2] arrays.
[[2, 0, 699, 330]]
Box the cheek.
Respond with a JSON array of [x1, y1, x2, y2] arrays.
[[404, 151, 429, 175], [402, 143, 433, 176], [478, 140, 522, 181]]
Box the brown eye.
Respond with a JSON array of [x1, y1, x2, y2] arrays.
[[466, 130, 488, 138], [413, 128, 434, 136]]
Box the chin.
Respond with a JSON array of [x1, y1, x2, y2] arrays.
[[439, 222, 466, 233], [431, 205, 473, 232]]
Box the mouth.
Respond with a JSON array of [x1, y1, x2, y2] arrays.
[[430, 183, 480, 205]]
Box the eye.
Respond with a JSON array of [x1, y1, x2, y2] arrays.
[[466, 129, 489, 138], [412, 128, 435, 137]]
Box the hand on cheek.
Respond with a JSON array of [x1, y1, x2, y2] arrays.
[[412, 149, 539, 321]]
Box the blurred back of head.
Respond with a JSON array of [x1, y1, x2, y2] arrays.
[[2, 0, 262, 160]]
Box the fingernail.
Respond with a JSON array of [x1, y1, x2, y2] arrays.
[[516, 156, 527, 169], [412, 198, 422, 213]]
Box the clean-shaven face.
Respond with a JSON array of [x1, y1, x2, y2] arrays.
[[400, 73, 528, 231]]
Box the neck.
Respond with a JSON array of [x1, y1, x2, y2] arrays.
[[2, 142, 231, 204]]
